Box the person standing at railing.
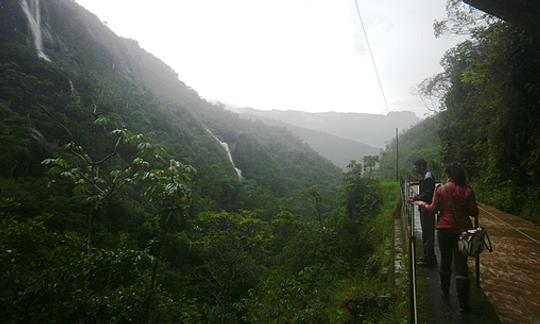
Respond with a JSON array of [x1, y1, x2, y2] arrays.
[[413, 162, 479, 313], [409, 158, 437, 267]]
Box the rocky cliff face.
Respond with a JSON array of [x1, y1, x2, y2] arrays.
[[0, 0, 37, 44]]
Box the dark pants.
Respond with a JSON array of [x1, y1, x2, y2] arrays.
[[437, 229, 470, 308], [420, 211, 436, 262], [437, 229, 468, 278]]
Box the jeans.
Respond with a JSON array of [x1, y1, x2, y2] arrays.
[[420, 211, 436, 262]]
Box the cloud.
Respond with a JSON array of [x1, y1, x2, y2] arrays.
[[75, 0, 463, 117], [353, 32, 368, 55]]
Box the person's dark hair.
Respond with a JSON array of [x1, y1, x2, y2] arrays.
[[414, 158, 427, 169], [444, 162, 468, 186]]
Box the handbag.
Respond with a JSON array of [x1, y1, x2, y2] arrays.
[[444, 184, 493, 257], [458, 227, 493, 257]]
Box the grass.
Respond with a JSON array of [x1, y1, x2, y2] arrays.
[[325, 181, 408, 323]]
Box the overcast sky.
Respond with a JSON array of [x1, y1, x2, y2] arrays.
[[75, 0, 462, 117]]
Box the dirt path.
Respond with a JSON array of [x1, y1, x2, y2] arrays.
[[477, 203, 540, 323]]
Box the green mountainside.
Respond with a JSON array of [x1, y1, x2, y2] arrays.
[[0, 0, 342, 210], [378, 115, 443, 181], [0, 0, 406, 322]]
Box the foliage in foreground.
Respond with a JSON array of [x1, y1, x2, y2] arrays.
[[0, 147, 406, 322], [0, 0, 407, 320]]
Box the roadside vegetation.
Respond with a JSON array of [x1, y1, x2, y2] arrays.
[[379, 0, 540, 224]]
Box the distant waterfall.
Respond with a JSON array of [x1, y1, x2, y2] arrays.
[[205, 128, 243, 179], [20, 0, 51, 61]]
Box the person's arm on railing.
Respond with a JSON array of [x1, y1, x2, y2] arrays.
[[414, 184, 441, 214], [414, 176, 435, 202]]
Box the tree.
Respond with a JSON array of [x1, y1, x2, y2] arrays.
[[363, 155, 380, 177], [40, 111, 196, 322], [192, 211, 272, 322], [416, 0, 540, 222], [343, 161, 382, 241], [307, 186, 323, 227], [433, 0, 494, 38]]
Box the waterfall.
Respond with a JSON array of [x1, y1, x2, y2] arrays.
[[205, 128, 243, 179], [20, 0, 51, 62]]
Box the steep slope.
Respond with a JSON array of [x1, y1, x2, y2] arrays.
[[235, 107, 419, 148], [235, 110, 381, 168], [0, 0, 341, 211]]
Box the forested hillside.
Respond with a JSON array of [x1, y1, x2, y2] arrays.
[[0, 0, 342, 210], [378, 115, 443, 180], [380, 1, 540, 224], [0, 0, 405, 322]]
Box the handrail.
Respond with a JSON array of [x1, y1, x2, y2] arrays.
[[400, 177, 418, 324]]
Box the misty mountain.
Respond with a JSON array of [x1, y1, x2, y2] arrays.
[[0, 0, 341, 210], [233, 110, 381, 168], [233, 107, 419, 148], [0, 1, 408, 321]]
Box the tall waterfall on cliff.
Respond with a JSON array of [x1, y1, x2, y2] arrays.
[[205, 128, 243, 179], [20, 0, 51, 62]]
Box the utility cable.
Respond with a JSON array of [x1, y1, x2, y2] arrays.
[[353, 0, 389, 111]]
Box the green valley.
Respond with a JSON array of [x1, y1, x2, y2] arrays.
[[0, 0, 405, 322]]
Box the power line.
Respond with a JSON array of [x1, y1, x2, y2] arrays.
[[353, 0, 389, 111]]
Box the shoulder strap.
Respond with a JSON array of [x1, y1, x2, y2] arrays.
[[484, 230, 493, 252]]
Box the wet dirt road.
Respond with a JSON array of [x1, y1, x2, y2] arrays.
[[476, 203, 540, 324]]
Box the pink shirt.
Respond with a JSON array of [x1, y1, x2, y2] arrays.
[[419, 180, 479, 230]]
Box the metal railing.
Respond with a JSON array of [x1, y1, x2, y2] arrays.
[[399, 177, 418, 324], [399, 177, 489, 322]]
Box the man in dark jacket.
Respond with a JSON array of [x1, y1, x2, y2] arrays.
[[412, 158, 436, 267]]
